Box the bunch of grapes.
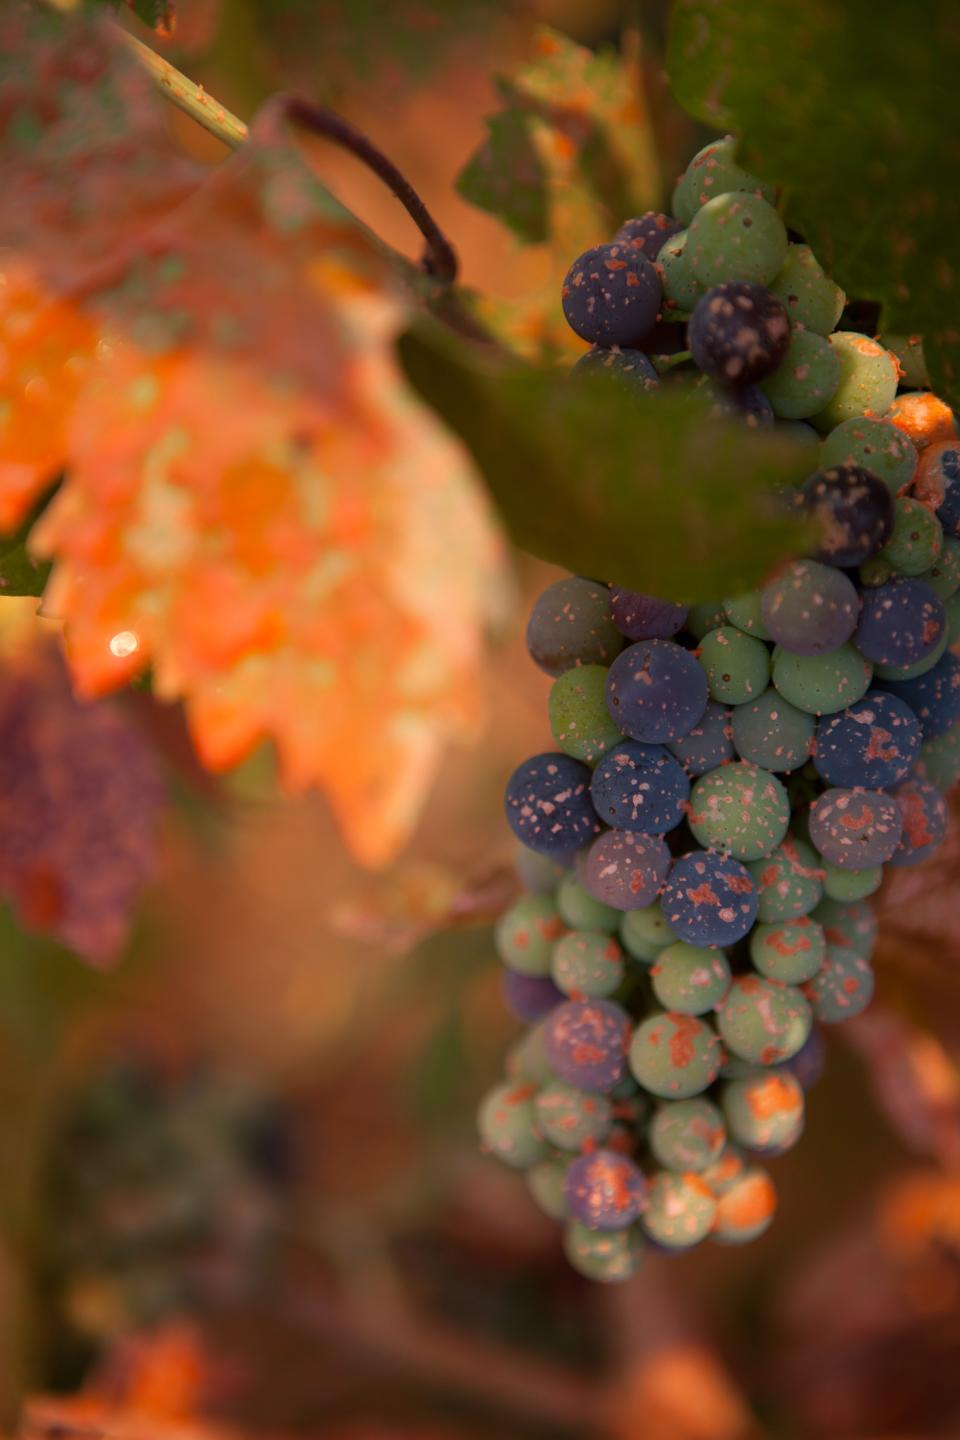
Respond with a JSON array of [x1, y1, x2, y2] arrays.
[[479, 136, 960, 1283]]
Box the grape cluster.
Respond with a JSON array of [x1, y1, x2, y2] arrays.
[[480, 135, 960, 1283]]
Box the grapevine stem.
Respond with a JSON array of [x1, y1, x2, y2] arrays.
[[118, 33, 459, 282]]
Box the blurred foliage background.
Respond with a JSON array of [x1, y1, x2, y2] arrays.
[[1, 2, 959, 1438]]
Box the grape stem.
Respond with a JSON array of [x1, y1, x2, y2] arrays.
[[117, 30, 460, 282]]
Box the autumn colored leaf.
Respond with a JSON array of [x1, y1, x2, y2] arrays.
[[0, 639, 166, 965], [457, 26, 661, 358], [0, 11, 509, 869], [844, 1008, 960, 1169]]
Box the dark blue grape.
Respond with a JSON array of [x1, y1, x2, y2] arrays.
[[798, 465, 894, 567], [571, 346, 659, 392], [502, 969, 565, 1022], [688, 283, 790, 385], [565, 1149, 648, 1230], [544, 998, 632, 1092], [610, 587, 688, 641], [693, 374, 776, 429], [854, 577, 946, 669], [661, 851, 758, 946], [504, 752, 601, 856], [667, 700, 734, 776], [783, 1025, 826, 1091], [562, 242, 662, 347], [883, 651, 960, 738], [889, 776, 950, 867], [616, 211, 684, 260], [813, 691, 921, 788], [606, 640, 709, 744], [590, 741, 690, 834]]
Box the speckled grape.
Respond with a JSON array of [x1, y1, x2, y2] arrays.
[[715, 974, 812, 1065], [629, 1012, 723, 1099]]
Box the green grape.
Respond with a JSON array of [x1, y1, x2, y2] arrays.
[[772, 642, 873, 714], [768, 244, 845, 335], [687, 193, 788, 287], [811, 333, 899, 431], [877, 498, 943, 576], [919, 722, 960, 791], [629, 1012, 723, 1099], [686, 599, 728, 639], [507, 1019, 557, 1086], [723, 590, 770, 638], [563, 1220, 645, 1282], [807, 945, 875, 1023], [818, 415, 917, 495], [526, 1155, 570, 1220], [651, 942, 731, 1015], [619, 903, 675, 962], [749, 917, 826, 983], [880, 332, 929, 388], [642, 1171, 716, 1249], [715, 975, 812, 1064], [556, 872, 620, 933], [495, 894, 565, 975], [671, 135, 777, 225], [698, 626, 771, 704], [711, 1167, 777, 1244], [923, 537, 960, 599], [761, 327, 841, 419], [701, 1143, 748, 1195], [723, 1071, 804, 1151], [478, 1081, 551, 1168], [551, 930, 625, 998], [658, 230, 702, 313], [731, 686, 815, 772], [535, 1081, 613, 1151], [821, 862, 882, 901], [747, 836, 824, 921], [648, 1097, 726, 1171], [515, 845, 570, 894], [812, 897, 877, 959], [688, 762, 790, 861], [873, 627, 947, 681], [548, 665, 623, 763], [859, 555, 894, 588]]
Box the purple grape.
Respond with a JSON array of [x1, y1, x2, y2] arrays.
[[501, 969, 565, 1022], [564, 1149, 648, 1231], [808, 788, 904, 868], [854, 576, 946, 669], [798, 465, 895, 566], [571, 346, 659, 393], [882, 651, 960, 739], [813, 691, 922, 788], [609, 587, 688, 641], [590, 741, 690, 834], [783, 1025, 826, 1091], [661, 851, 758, 947], [526, 577, 624, 677], [615, 211, 684, 260], [562, 242, 662, 347], [504, 752, 601, 857], [919, 439, 960, 537], [889, 776, 950, 867], [760, 560, 860, 655], [667, 700, 734, 776], [688, 283, 790, 385], [544, 998, 632, 1092], [606, 639, 709, 744], [580, 829, 672, 909]]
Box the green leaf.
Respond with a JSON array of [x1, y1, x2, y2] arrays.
[[81, 0, 175, 28], [459, 27, 659, 246], [0, 538, 49, 598], [667, 0, 960, 407], [400, 324, 813, 601]]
